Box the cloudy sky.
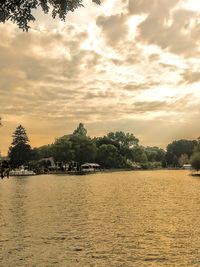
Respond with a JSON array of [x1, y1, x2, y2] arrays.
[[0, 0, 200, 155]]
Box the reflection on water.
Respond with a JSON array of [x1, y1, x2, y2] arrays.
[[1, 170, 200, 266]]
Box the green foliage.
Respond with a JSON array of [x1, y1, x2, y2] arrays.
[[69, 134, 97, 164], [166, 139, 197, 167], [129, 146, 145, 162], [162, 159, 167, 168], [178, 154, 189, 167], [0, 0, 100, 31], [193, 142, 200, 154], [96, 144, 122, 169], [139, 152, 148, 163], [46, 125, 96, 164], [172, 155, 179, 167], [35, 144, 53, 159], [9, 143, 32, 168], [191, 152, 200, 172], [11, 125, 29, 145], [107, 131, 139, 148], [73, 123, 87, 137], [38, 159, 52, 168], [95, 131, 139, 161], [10, 123, 165, 170], [52, 136, 73, 163], [9, 125, 32, 168], [94, 136, 120, 149], [190, 141, 200, 171], [145, 146, 166, 162], [140, 161, 162, 170], [32, 126, 144, 169]]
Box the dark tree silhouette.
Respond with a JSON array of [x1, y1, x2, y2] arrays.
[[73, 122, 87, 136], [191, 152, 200, 172], [11, 125, 29, 146], [166, 139, 197, 167], [0, 0, 100, 31], [9, 125, 32, 168]]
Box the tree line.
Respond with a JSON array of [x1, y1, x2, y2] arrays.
[[0, 0, 100, 31], [6, 123, 200, 171]]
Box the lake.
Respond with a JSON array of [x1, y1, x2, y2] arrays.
[[0, 170, 200, 266]]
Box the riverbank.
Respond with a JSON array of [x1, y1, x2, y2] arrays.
[[42, 167, 193, 175], [6, 167, 195, 178]]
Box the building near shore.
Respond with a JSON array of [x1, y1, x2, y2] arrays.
[[182, 164, 192, 170]]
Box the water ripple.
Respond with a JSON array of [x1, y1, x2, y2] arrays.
[[0, 170, 200, 266]]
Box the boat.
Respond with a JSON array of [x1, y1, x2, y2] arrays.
[[182, 164, 192, 170], [81, 163, 101, 173], [9, 169, 36, 176], [63, 163, 101, 175]]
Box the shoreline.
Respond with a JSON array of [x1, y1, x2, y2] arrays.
[[7, 168, 195, 178], [39, 168, 193, 175]]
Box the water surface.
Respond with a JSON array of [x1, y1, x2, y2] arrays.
[[1, 170, 200, 266]]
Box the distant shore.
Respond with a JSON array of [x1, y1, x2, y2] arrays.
[[46, 167, 193, 175]]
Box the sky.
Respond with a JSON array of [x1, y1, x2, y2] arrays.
[[0, 0, 200, 155]]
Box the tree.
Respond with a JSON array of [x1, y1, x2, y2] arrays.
[[190, 141, 200, 172], [145, 146, 166, 162], [129, 146, 145, 162], [11, 124, 29, 145], [96, 144, 124, 169], [172, 155, 179, 167], [8, 125, 32, 168], [166, 139, 197, 166], [52, 135, 73, 163], [73, 122, 87, 136], [94, 136, 120, 150], [106, 131, 139, 159], [193, 140, 200, 154], [0, 117, 1, 155], [178, 154, 189, 167], [69, 134, 97, 164], [35, 144, 53, 159], [107, 131, 139, 149], [69, 123, 96, 163], [0, 0, 100, 31], [191, 152, 200, 172]]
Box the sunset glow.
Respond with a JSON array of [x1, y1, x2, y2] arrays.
[[0, 0, 200, 155]]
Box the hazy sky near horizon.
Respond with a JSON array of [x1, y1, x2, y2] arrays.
[[1, 0, 200, 155]]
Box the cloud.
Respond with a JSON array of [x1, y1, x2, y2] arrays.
[[123, 81, 160, 91], [96, 13, 128, 46], [0, 1, 200, 155], [128, 0, 200, 57], [128, 0, 181, 16], [181, 70, 200, 84], [129, 94, 194, 113]]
